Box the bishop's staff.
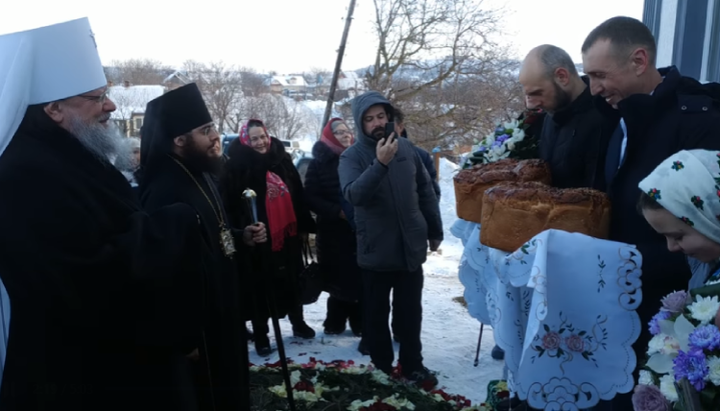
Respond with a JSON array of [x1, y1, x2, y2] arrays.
[[243, 188, 296, 411]]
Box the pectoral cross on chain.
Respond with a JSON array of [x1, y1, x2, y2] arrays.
[[89, 30, 97, 48]]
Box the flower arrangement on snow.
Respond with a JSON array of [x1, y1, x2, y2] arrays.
[[249, 357, 507, 410], [462, 109, 544, 169], [632, 284, 720, 411]]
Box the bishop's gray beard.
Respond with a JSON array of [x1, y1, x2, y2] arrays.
[[67, 117, 132, 170]]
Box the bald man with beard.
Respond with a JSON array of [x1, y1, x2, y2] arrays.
[[519, 44, 618, 190]]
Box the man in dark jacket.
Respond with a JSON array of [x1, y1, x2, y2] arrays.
[[582, 16, 720, 410], [520, 44, 617, 190], [338, 91, 443, 387], [393, 106, 441, 200]]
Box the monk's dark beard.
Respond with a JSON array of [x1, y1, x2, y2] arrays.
[[67, 116, 129, 167], [182, 136, 223, 174]]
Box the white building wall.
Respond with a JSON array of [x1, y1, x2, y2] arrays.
[[656, 0, 678, 67]]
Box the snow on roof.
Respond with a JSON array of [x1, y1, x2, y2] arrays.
[[109, 85, 165, 120], [271, 75, 307, 87]]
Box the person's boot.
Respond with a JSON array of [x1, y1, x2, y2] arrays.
[[403, 366, 438, 390], [491, 345, 505, 360], [348, 301, 363, 337], [323, 296, 347, 335], [289, 309, 316, 339], [254, 334, 274, 356], [357, 339, 370, 356]]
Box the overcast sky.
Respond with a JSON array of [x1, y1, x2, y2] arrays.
[[1, 0, 644, 74]]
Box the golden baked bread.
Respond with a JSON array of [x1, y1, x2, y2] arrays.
[[454, 159, 551, 223], [479, 182, 611, 252]]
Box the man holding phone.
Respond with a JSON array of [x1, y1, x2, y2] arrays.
[[338, 91, 443, 388]]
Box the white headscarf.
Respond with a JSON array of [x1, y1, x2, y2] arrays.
[[638, 149, 720, 244]]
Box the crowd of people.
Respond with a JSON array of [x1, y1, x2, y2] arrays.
[[1, 11, 720, 411], [0, 15, 445, 410]]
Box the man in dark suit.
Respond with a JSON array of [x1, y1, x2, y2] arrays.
[[582, 16, 720, 410]]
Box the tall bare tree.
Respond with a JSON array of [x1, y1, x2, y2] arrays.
[[238, 67, 267, 98], [358, 0, 522, 151], [108, 58, 173, 85], [181, 60, 244, 133]]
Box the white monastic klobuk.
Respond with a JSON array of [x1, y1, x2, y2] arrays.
[[0, 16, 107, 390]]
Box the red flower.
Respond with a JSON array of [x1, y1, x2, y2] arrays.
[[565, 335, 585, 352], [293, 380, 315, 393], [542, 332, 561, 350]]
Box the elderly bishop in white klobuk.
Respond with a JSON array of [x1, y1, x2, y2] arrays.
[[0, 18, 207, 411]]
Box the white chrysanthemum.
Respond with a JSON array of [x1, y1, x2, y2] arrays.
[[647, 334, 679, 356], [293, 390, 322, 402], [371, 369, 392, 386], [268, 384, 287, 397], [340, 366, 367, 375], [638, 370, 655, 386], [290, 370, 302, 387], [513, 129, 525, 141], [347, 397, 380, 411], [707, 356, 720, 385], [688, 295, 720, 324], [659, 374, 679, 402], [383, 394, 416, 410]]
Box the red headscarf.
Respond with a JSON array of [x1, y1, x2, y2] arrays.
[[320, 118, 354, 155], [239, 118, 270, 147], [239, 119, 297, 251]]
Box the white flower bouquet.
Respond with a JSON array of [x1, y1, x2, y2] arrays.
[[462, 109, 544, 169], [632, 286, 720, 411]]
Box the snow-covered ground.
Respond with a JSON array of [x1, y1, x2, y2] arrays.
[[248, 158, 504, 406]]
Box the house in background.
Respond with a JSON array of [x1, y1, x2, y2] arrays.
[[162, 70, 193, 91], [267, 75, 309, 97], [108, 84, 166, 137], [312, 71, 367, 101], [643, 0, 720, 83]]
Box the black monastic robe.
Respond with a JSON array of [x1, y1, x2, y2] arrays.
[[0, 109, 204, 410], [139, 154, 250, 411]]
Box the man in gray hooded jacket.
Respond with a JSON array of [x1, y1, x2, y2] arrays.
[[338, 91, 443, 386]]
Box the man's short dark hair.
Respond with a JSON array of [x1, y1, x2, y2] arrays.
[[581, 16, 657, 65], [393, 106, 405, 124], [539, 45, 579, 79]]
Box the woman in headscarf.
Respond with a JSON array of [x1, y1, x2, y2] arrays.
[[220, 119, 316, 356], [303, 118, 366, 352], [637, 149, 720, 289]]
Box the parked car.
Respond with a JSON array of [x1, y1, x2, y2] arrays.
[[221, 134, 313, 183]]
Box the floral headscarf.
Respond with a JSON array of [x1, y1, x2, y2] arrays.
[[639, 149, 720, 244], [239, 119, 269, 147]]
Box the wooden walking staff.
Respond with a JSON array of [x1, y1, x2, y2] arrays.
[[243, 188, 297, 411]]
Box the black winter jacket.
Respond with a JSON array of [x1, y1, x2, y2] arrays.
[[304, 141, 361, 301], [596, 67, 720, 401], [539, 82, 617, 190]]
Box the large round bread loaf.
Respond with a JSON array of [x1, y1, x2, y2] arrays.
[[479, 182, 611, 252], [454, 159, 551, 223]]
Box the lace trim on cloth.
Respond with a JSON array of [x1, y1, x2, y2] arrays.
[[453, 221, 643, 410]]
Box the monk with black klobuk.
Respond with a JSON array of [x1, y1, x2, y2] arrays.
[[137, 83, 266, 410]]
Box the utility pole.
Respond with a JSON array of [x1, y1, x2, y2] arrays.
[[322, 0, 357, 130]]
